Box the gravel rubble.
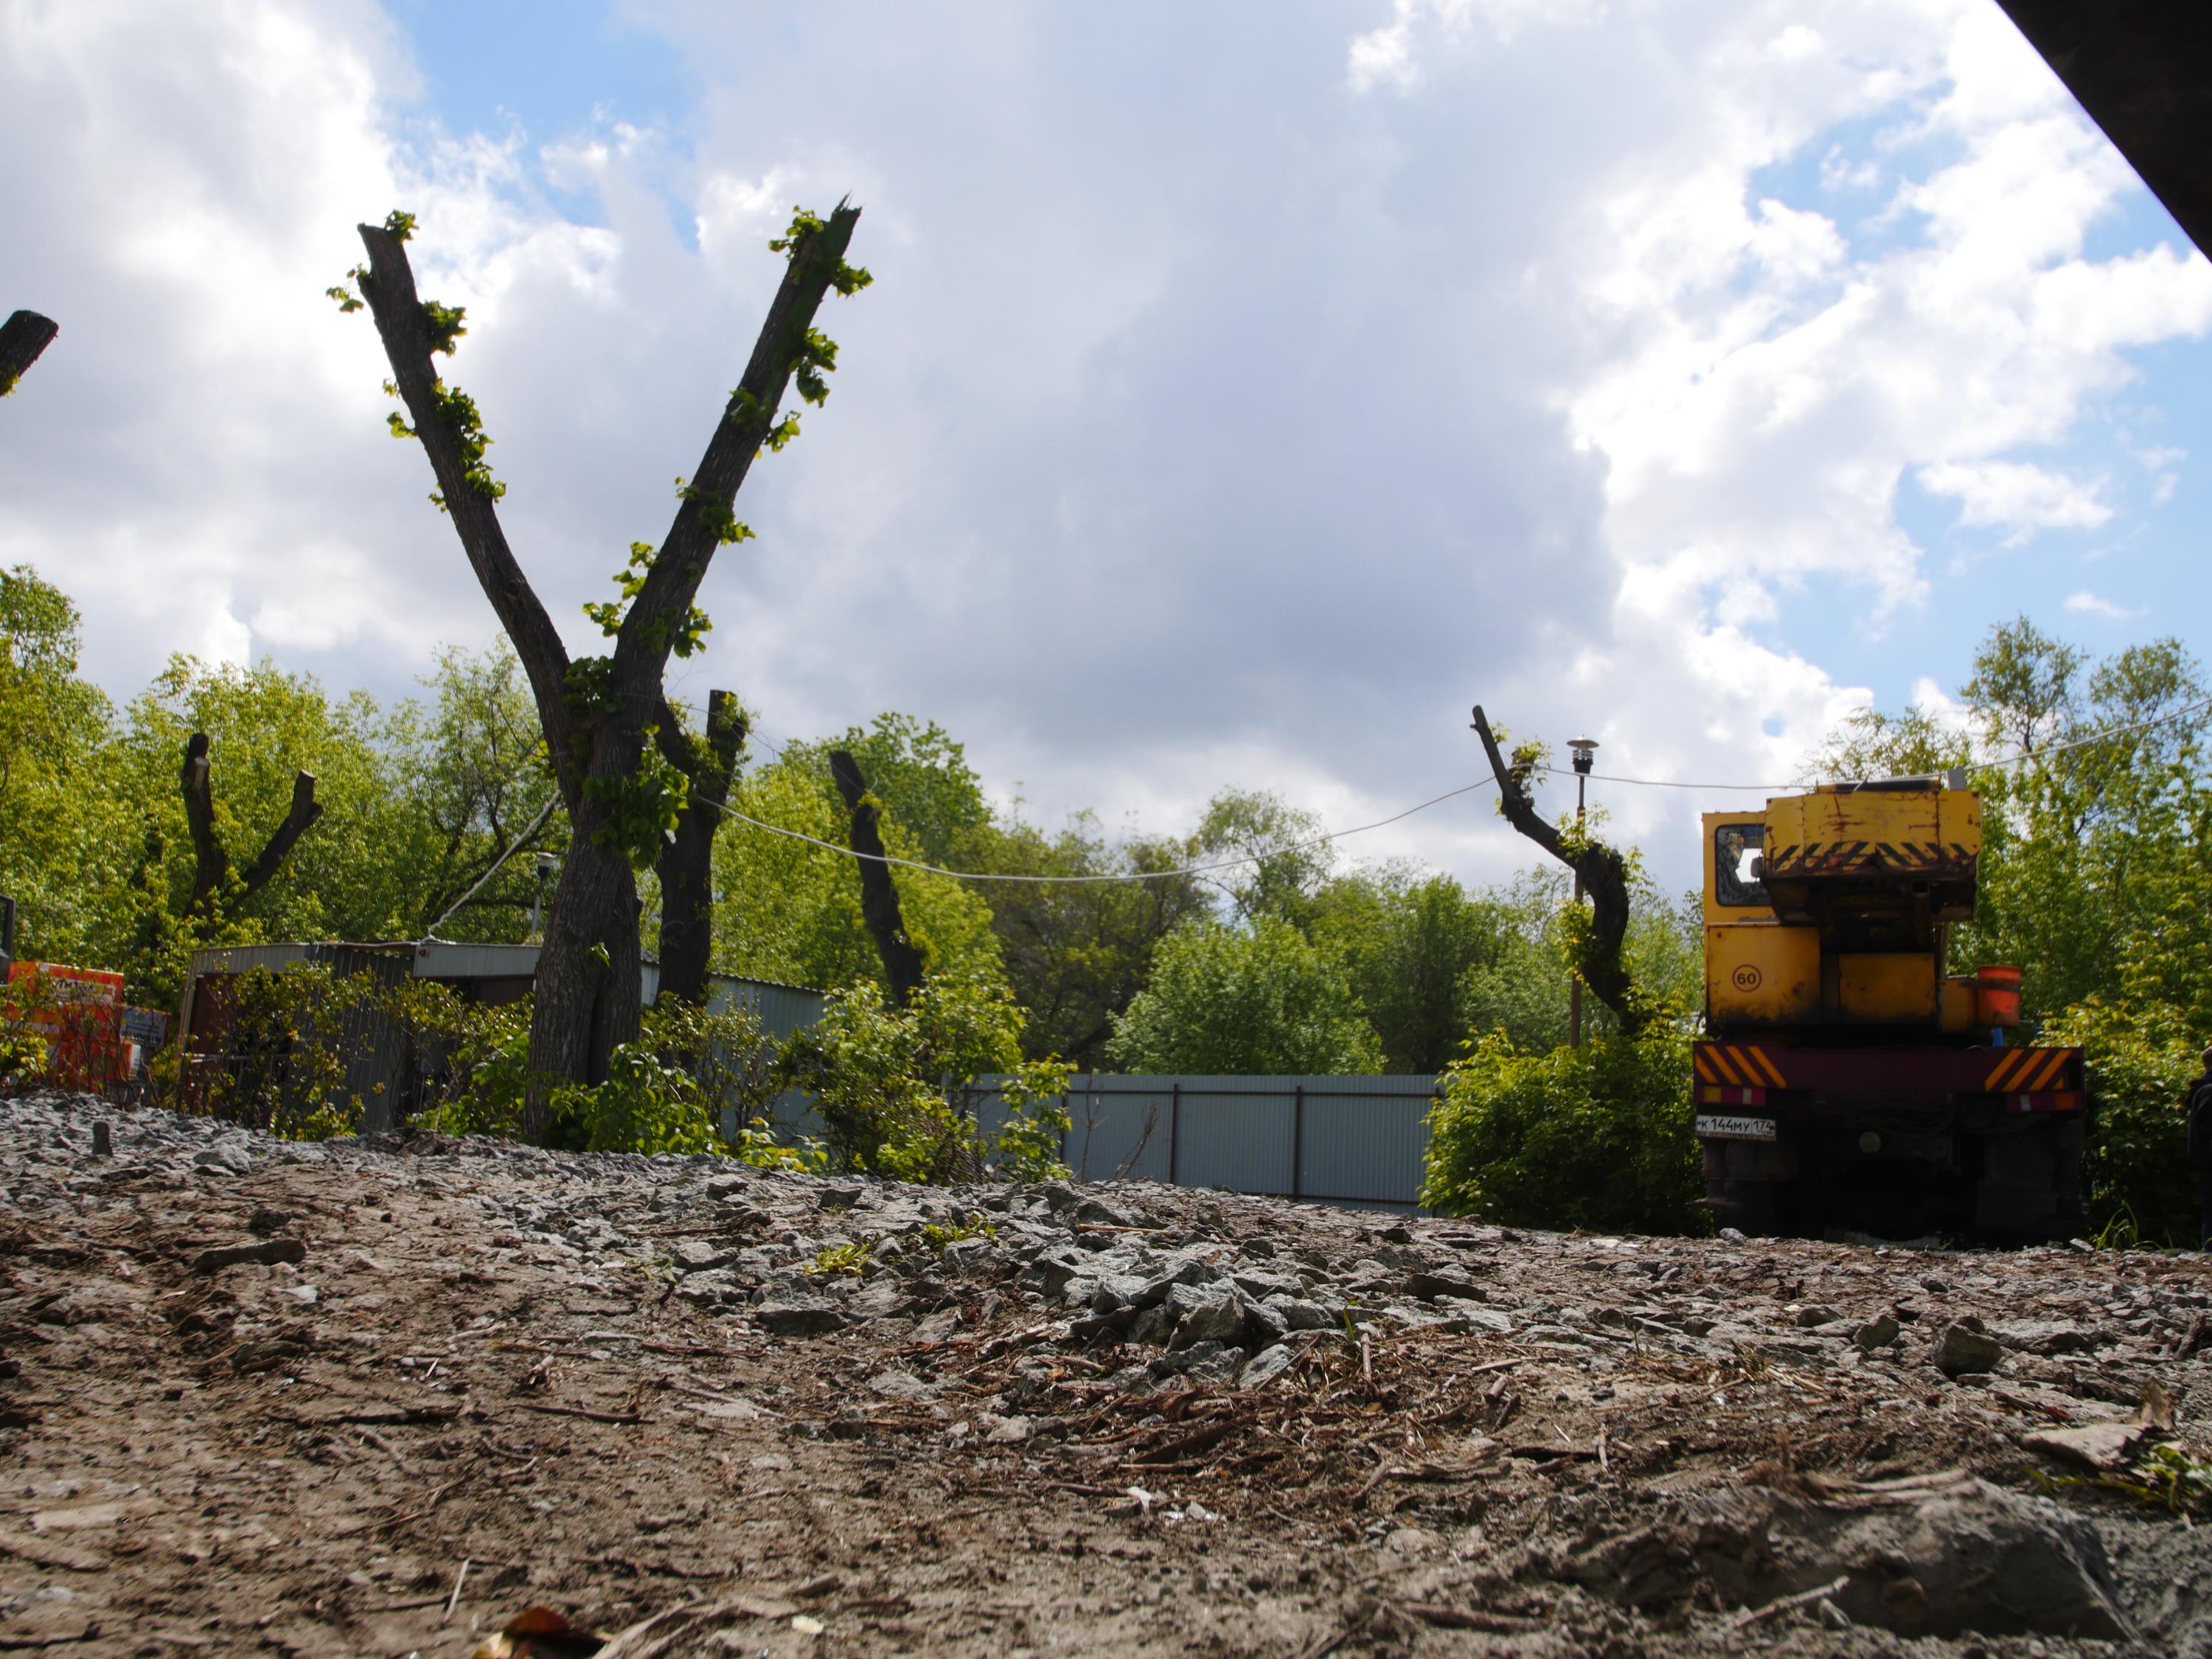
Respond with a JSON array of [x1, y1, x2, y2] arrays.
[[1, 1088, 2208, 1655]]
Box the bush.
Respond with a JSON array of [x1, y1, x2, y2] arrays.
[[779, 971, 1071, 1183], [2043, 998, 2202, 1246], [1420, 1026, 1708, 1236]]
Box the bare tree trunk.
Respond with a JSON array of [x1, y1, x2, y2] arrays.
[[829, 751, 926, 1005], [181, 735, 226, 914], [655, 690, 745, 1006], [1470, 706, 1646, 1037], [0, 310, 58, 397], [350, 204, 863, 1127]]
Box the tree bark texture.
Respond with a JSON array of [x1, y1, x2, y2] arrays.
[[1469, 706, 1646, 1037], [0, 310, 57, 397], [830, 751, 927, 1006], [655, 691, 745, 1006], [181, 733, 324, 917], [352, 206, 860, 1119]]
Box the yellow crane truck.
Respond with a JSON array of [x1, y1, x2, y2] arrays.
[[1697, 775, 2085, 1240]]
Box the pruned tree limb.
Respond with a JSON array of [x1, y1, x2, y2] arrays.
[[0, 310, 58, 397], [655, 690, 745, 1006], [181, 734, 226, 914], [237, 771, 324, 901], [180, 733, 324, 916], [352, 227, 583, 804], [1470, 705, 1645, 1036], [830, 750, 926, 1006]]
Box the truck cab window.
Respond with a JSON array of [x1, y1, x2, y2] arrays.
[[1714, 823, 1767, 908]]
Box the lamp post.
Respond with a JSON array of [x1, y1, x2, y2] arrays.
[[1568, 737, 1598, 1047], [531, 852, 559, 942]]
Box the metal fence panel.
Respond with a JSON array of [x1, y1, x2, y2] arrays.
[[965, 1073, 1440, 1211]]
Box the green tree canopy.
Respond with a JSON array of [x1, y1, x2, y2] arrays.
[[1106, 917, 1382, 1074]]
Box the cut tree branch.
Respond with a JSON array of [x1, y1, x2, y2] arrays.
[[611, 206, 860, 713], [1470, 705, 1645, 1036], [237, 771, 324, 902], [830, 751, 926, 1006], [0, 310, 58, 396], [655, 690, 745, 1006], [181, 734, 226, 914], [352, 227, 582, 804], [180, 733, 324, 916]]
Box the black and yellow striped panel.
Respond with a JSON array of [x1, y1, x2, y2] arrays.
[[1983, 1048, 2074, 1093], [1692, 1043, 1787, 1088]]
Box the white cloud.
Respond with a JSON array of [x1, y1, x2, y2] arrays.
[[4, 0, 2209, 902], [2064, 590, 2142, 620], [1919, 460, 2112, 541]]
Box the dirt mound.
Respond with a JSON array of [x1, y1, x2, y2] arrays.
[[1, 1088, 2206, 1656]]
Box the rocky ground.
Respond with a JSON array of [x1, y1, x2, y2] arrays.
[[0, 1091, 2208, 1658]]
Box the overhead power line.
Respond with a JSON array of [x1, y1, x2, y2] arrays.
[[693, 779, 1500, 885], [1543, 693, 2212, 794]]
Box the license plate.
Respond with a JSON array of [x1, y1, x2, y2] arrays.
[[1697, 1114, 1777, 1141]]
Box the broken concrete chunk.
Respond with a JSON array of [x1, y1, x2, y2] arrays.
[[190, 1237, 306, 1275], [1932, 1324, 2003, 1377]]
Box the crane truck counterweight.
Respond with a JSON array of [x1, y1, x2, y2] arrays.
[[1697, 776, 2084, 1240]]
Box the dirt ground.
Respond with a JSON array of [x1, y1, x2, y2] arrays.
[[1, 1091, 2208, 1658]]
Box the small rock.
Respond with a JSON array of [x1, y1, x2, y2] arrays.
[[1167, 1287, 1248, 1350], [246, 1208, 293, 1236], [1238, 1344, 1297, 1389], [1933, 1323, 2003, 1377], [980, 1413, 1032, 1444], [1408, 1270, 1487, 1303], [1794, 1304, 1845, 1329], [758, 1300, 846, 1338], [669, 1239, 739, 1275], [1262, 1294, 1338, 1332], [191, 1237, 305, 1275], [1853, 1314, 1901, 1352]]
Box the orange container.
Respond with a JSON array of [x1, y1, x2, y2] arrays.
[[1973, 964, 2023, 1029]]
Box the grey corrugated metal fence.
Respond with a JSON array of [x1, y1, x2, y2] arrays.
[[959, 1073, 1442, 1212]]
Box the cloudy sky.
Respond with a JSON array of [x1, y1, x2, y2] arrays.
[[4, 0, 2207, 891]]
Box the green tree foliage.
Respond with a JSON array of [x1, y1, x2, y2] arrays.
[[961, 809, 1209, 1065], [1107, 917, 1382, 1074], [1814, 615, 2212, 1243], [1310, 867, 1509, 1073], [1192, 788, 1332, 928], [710, 720, 1004, 994], [0, 567, 121, 962], [1422, 1027, 1708, 1235]]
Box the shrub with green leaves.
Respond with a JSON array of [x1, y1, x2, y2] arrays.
[[1421, 1026, 1708, 1236], [779, 971, 1071, 1183], [2043, 998, 2203, 1247]]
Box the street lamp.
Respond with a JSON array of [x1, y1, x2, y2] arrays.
[[1568, 738, 1597, 1047], [531, 852, 560, 942]]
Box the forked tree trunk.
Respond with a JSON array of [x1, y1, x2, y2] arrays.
[[180, 731, 324, 917], [350, 204, 863, 1130], [656, 691, 745, 1006], [1469, 705, 1646, 1037], [829, 751, 926, 1005]]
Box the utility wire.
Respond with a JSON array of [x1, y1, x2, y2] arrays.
[[1542, 693, 2212, 794], [691, 778, 1499, 885], [420, 796, 557, 938]]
